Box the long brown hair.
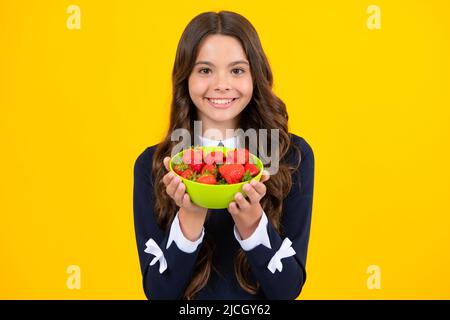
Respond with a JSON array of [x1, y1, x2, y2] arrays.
[[151, 11, 301, 299]]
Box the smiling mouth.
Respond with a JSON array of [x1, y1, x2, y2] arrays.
[[205, 97, 239, 107]]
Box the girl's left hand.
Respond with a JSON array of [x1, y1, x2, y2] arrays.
[[228, 170, 270, 240]]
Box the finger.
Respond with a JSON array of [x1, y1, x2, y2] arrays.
[[250, 179, 267, 197], [242, 183, 260, 205], [182, 192, 202, 212], [163, 157, 171, 171], [182, 193, 192, 208], [260, 170, 270, 183], [183, 193, 201, 212], [234, 192, 250, 210], [173, 181, 185, 206], [228, 201, 239, 215], [162, 171, 175, 186], [166, 175, 181, 197]]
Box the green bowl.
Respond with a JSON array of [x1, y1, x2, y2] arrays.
[[169, 146, 264, 209]]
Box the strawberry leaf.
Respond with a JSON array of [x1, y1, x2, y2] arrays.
[[172, 155, 184, 165], [242, 170, 253, 182]]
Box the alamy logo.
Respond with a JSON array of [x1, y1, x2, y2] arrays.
[[66, 265, 81, 290], [170, 121, 280, 175], [66, 5, 81, 30], [367, 5, 381, 30], [366, 265, 381, 289]]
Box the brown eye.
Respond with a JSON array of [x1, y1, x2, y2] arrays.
[[232, 68, 245, 75], [199, 68, 211, 74]]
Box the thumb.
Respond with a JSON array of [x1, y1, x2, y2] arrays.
[[260, 170, 270, 183], [163, 156, 171, 171]]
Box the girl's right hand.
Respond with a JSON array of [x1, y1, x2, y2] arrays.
[[163, 157, 206, 214], [163, 157, 208, 241]]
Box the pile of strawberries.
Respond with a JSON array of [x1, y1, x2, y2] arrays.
[[172, 147, 260, 185]]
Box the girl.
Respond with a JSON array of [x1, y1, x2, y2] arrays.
[[133, 11, 314, 300]]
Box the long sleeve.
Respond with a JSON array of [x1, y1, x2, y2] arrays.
[[234, 211, 271, 251], [133, 146, 204, 300], [239, 136, 315, 299]]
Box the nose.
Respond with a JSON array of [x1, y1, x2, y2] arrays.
[[213, 72, 232, 92]]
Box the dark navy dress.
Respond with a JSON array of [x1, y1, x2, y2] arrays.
[[133, 133, 315, 299]]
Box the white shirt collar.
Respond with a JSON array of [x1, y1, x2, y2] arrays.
[[197, 134, 239, 148]]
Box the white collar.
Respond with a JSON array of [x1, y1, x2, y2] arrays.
[[196, 134, 238, 148]]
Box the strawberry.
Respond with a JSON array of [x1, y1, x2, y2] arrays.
[[226, 148, 250, 165], [201, 164, 218, 177], [173, 163, 189, 176], [196, 174, 217, 185], [190, 163, 204, 174], [182, 147, 204, 173], [244, 163, 259, 177], [180, 169, 194, 180], [219, 164, 245, 184], [204, 151, 224, 165]]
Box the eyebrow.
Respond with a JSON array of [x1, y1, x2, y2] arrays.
[[194, 60, 249, 67]]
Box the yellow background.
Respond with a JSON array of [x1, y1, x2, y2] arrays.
[[1, 0, 449, 299]]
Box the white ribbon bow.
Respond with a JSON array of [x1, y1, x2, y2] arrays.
[[267, 238, 296, 274], [144, 238, 167, 274]]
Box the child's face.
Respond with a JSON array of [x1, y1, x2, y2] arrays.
[[188, 34, 253, 127]]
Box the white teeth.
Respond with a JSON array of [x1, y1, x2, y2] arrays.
[[208, 98, 235, 105]]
